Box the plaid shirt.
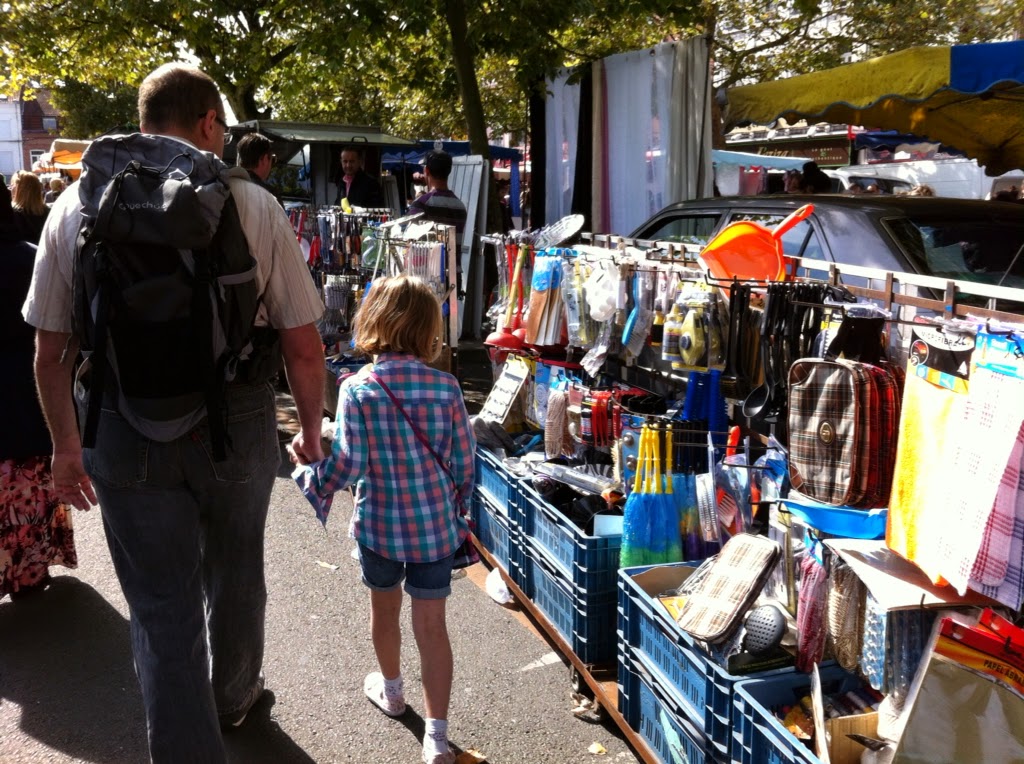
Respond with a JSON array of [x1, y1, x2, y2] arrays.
[[308, 353, 476, 563]]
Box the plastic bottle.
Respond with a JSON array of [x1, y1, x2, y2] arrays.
[[662, 303, 684, 364]]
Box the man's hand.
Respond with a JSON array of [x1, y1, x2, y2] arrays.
[[51, 451, 97, 511], [288, 431, 324, 466]]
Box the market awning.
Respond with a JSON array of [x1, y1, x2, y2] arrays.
[[725, 40, 1024, 176], [230, 120, 416, 147]]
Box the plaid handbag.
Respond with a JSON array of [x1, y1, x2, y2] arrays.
[[788, 359, 867, 506], [675, 533, 781, 644]]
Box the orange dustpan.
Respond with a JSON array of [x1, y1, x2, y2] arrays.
[[698, 204, 813, 283]]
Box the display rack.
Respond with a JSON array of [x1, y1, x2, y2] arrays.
[[473, 234, 1024, 764]]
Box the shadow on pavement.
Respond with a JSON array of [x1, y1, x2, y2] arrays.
[[0, 576, 317, 764], [0, 575, 148, 762], [223, 690, 317, 764]]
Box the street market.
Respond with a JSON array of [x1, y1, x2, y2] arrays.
[[2, 11, 1024, 764]]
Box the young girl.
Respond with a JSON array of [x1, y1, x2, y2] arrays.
[[295, 275, 475, 764]]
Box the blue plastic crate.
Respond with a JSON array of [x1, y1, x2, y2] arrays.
[[475, 447, 518, 517], [619, 564, 792, 758], [473, 489, 513, 573], [519, 480, 622, 595], [524, 539, 618, 665], [731, 665, 865, 764], [619, 644, 718, 764]]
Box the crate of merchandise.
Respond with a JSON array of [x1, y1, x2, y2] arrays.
[[523, 538, 618, 665], [518, 479, 622, 595], [731, 664, 873, 764], [475, 446, 519, 518], [472, 489, 528, 593], [473, 488, 515, 573], [619, 563, 793, 759], [618, 642, 719, 764]]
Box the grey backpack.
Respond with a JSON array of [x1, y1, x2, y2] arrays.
[[73, 134, 270, 460]]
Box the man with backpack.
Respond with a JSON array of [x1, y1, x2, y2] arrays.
[[21, 63, 326, 763]]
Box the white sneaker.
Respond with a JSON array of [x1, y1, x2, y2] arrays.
[[422, 750, 456, 764], [363, 671, 406, 717]]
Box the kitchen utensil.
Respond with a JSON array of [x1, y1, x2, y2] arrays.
[[698, 204, 813, 283]]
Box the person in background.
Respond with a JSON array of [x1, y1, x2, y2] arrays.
[[907, 184, 936, 197], [334, 144, 385, 209], [235, 132, 283, 205], [291, 275, 475, 764], [408, 150, 467, 246], [800, 161, 832, 194], [43, 177, 65, 205], [10, 170, 48, 243], [0, 181, 77, 600], [408, 151, 468, 295], [22, 62, 326, 763]]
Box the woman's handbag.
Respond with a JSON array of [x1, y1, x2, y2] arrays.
[[369, 372, 480, 569]]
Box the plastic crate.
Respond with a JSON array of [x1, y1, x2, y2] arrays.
[[518, 480, 622, 594], [475, 447, 518, 517], [619, 643, 718, 764], [524, 539, 618, 665], [619, 564, 792, 758], [731, 664, 864, 764], [473, 489, 513, 573]]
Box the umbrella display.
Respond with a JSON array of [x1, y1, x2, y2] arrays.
[[725, 40, 1024, 176]]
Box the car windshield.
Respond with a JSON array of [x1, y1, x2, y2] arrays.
[[884, 213, 1024, 289]]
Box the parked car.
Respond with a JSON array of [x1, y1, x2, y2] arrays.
[[629, 194, 1024, 292]]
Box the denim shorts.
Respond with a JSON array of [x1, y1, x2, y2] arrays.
[[357, 544, 454, 599]]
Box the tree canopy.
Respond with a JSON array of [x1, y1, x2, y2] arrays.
[[1, 0, 1019, 143]]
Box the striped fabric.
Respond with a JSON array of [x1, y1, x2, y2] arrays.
[[788, 360, 861, 505], [675, 533, 781, 643], [788, 359, 900, 508], [309, 353, 476, 563], [407, 190, 467, 243]]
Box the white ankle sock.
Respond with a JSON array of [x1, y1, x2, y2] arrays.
[[423, 718, 449, 756], [383, 675, 403, 699]]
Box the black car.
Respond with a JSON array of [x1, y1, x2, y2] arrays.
[[629, 194, 1024, 291]]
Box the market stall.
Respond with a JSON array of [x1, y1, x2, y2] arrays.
[[292, 204, 461, 415], [468, 213, 1024, 763]]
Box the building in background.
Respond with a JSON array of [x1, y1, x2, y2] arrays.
[[0, 96, 23, 178], [21, 88, 63, 171]]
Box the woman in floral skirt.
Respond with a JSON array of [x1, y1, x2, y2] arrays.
[[0, 181, 76, 598]]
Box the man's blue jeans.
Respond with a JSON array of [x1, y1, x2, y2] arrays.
[[83, 383, 280, 763]]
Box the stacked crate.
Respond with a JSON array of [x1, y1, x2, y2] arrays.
[[516, 480, 623, 665], [618, 563, 794, 763]]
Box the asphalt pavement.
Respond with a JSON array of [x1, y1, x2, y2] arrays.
[[0, 343, 641, 764]]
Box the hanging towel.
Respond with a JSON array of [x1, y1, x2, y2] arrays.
[[886, 370, 965, 574], [970, 425, 1024, 586], [796, 553, 829, 673], [934, 368, 1024, 592], [969, 425, 1024, 610], [970, 428, 1019, 581]]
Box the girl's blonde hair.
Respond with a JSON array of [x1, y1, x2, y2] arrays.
[[11, 171, 45, 216], [354, 275, 443, 362]]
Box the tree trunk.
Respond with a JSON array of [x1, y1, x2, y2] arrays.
[[443, 0, 504, 236], [222, 81, 269, 122]]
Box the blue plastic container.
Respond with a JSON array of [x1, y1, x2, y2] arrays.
[[473, 489, 513, 573], [731, 664, 865, 764], [475, 447, 519, 518], [524, 538, 618, 665], [780, 497, 888, 540], [619, 643, 719, 764], [619, 563, 793, 759], [519, 481, 622, 595]]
